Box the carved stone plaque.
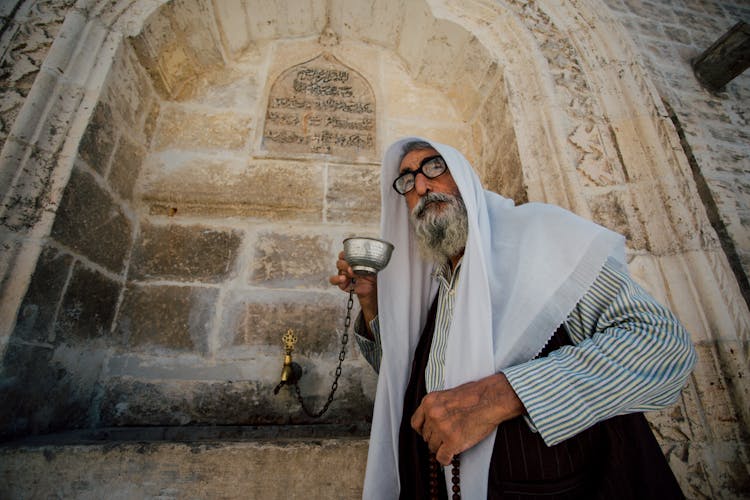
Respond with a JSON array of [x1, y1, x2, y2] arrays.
[[263, 53, 376, 159]]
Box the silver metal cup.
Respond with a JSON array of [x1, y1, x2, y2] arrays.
[[343, 237, 395, 275]]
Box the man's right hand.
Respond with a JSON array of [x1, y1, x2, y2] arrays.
[[329, 251, 378, 337]]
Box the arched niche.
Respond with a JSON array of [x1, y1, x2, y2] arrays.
[[0, 8, 747, 497]]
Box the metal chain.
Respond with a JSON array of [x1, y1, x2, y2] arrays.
[[293, 284, 355, 418]]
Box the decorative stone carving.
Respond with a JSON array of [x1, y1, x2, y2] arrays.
[[505, 0, 624, 189], [262, 53, 376, 160]]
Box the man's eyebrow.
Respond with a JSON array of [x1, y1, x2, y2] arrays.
[[399, 155, 441, 174], [398, 163, 415, 174]]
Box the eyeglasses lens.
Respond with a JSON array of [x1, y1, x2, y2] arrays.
[[394, 156, 446, 195]]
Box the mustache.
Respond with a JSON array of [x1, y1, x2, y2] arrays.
[[412, 192, 457, 218]]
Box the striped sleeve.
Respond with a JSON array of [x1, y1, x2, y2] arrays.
[[502, 258, 697, 446], [354, 313, 382, 373]]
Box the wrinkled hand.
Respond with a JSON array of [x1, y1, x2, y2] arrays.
[[411, 373, 525, 465], [329, 251, 378, 335]]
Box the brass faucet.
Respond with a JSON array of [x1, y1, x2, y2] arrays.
[[273, 329, 302, 394]]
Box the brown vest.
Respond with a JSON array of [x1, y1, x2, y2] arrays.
[[398, 297, 684, 499]]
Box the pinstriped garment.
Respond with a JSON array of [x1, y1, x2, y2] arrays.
[[424, 260, 461, 393], [353, 259, 461, 389], [355, 257, 695, 446], [503, 258, 695, 445]]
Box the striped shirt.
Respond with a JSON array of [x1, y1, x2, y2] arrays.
[[355, 257, 696, 446], [424, 260, 461, 392]]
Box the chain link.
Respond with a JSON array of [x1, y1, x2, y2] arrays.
[[293, 284, 355, 418]]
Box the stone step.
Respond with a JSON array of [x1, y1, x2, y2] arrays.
[[0, 425, 369, 499]]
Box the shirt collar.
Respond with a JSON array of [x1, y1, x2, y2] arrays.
[[432, 256, 464, 286]]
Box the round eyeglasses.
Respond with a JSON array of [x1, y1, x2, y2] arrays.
[[392, 155, 448, 195]]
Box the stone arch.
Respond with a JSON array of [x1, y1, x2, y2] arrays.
[[0, 0, 747, 494]]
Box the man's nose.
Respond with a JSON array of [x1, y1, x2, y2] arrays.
[[414, 172, 430, 195]]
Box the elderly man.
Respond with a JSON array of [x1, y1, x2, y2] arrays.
[[330, 138, 695, 499]]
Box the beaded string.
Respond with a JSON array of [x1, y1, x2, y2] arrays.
[[429, 453, 461, 500]]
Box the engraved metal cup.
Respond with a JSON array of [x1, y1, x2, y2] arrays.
[[343, 237, 395, 275]]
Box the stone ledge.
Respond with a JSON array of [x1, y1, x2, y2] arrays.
[[0, 427, 369, 499], [0, 423, 370, 446]]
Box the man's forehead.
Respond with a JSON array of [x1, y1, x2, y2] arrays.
[[399, 147, 440, 172]]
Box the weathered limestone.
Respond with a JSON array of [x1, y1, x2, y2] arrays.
[[604, 0, 750, 287], [140, 156, 328, 219], [116, 283, 219, 353], [224, 289, 347, 353], [0, 433, 369, 499], [50, 166, 133, 274], [129, 222, 242, 282], [155, 105, 253, 151], [0, 0, 749, 497]]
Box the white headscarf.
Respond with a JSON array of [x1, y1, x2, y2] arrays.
[[362, 138, 626, 499]]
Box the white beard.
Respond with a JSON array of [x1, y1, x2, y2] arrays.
[[409, 191, 468, 264]]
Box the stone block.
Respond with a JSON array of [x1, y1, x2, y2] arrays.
[[250, 231, 332, 288], [0, 112, 24, 186], [381, 52, 460, 124], [222, 290, 349, 355], [139, 156, 325, 220], [55, 262, 121, 342], [108, 135, 145, 202], [648, 250, 750, 345], [396, 0, 432, 76], [415, 19, 474, 89], [475, 81, 526, 203], [587, 190, 633, 243], [384, 122, 474, 166], [98, 378, 268, 426], [330, 0, 399, 48], [165, 0, 224, 66], [1, 146, 59, 234], [19, 70, 84, 155], [77, 100, 116, 175], [13, 245, 72, 343], [115, 283, 218, 353], [713, 340, 750, 433], [153, 104, 252, 151], [129, 222, 242, 282], [0, 343, 54, 437], [130, 0, 223, 99], [50, 166, 132, 274], [212, 0, 250, 56], [449, 37, 500, 120], [178, 49, 264, 108], [0, 435, 369, 499], [96, 373, 372, 427], [663, 25, 693, 46], [326, 164, 381, 224], [673, 10, 726, 41], [142, 98, 160, 149], [105, 42, 154, 135], [689, 343, 745, 443], [0, 342, 100, 439], [243, 0, 325, 41]]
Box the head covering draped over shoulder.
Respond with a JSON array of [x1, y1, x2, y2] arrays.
[[363, 137, 626, 499]]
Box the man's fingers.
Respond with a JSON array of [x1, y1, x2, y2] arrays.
[[435, 446, 454, 466], [411, 406, 425, 435]]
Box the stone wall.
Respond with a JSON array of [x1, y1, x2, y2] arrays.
[[605, 0, 750, 289], [0, 0, 76, 151], [601, 2, 750, 497], [0, 0, 749, 498]]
